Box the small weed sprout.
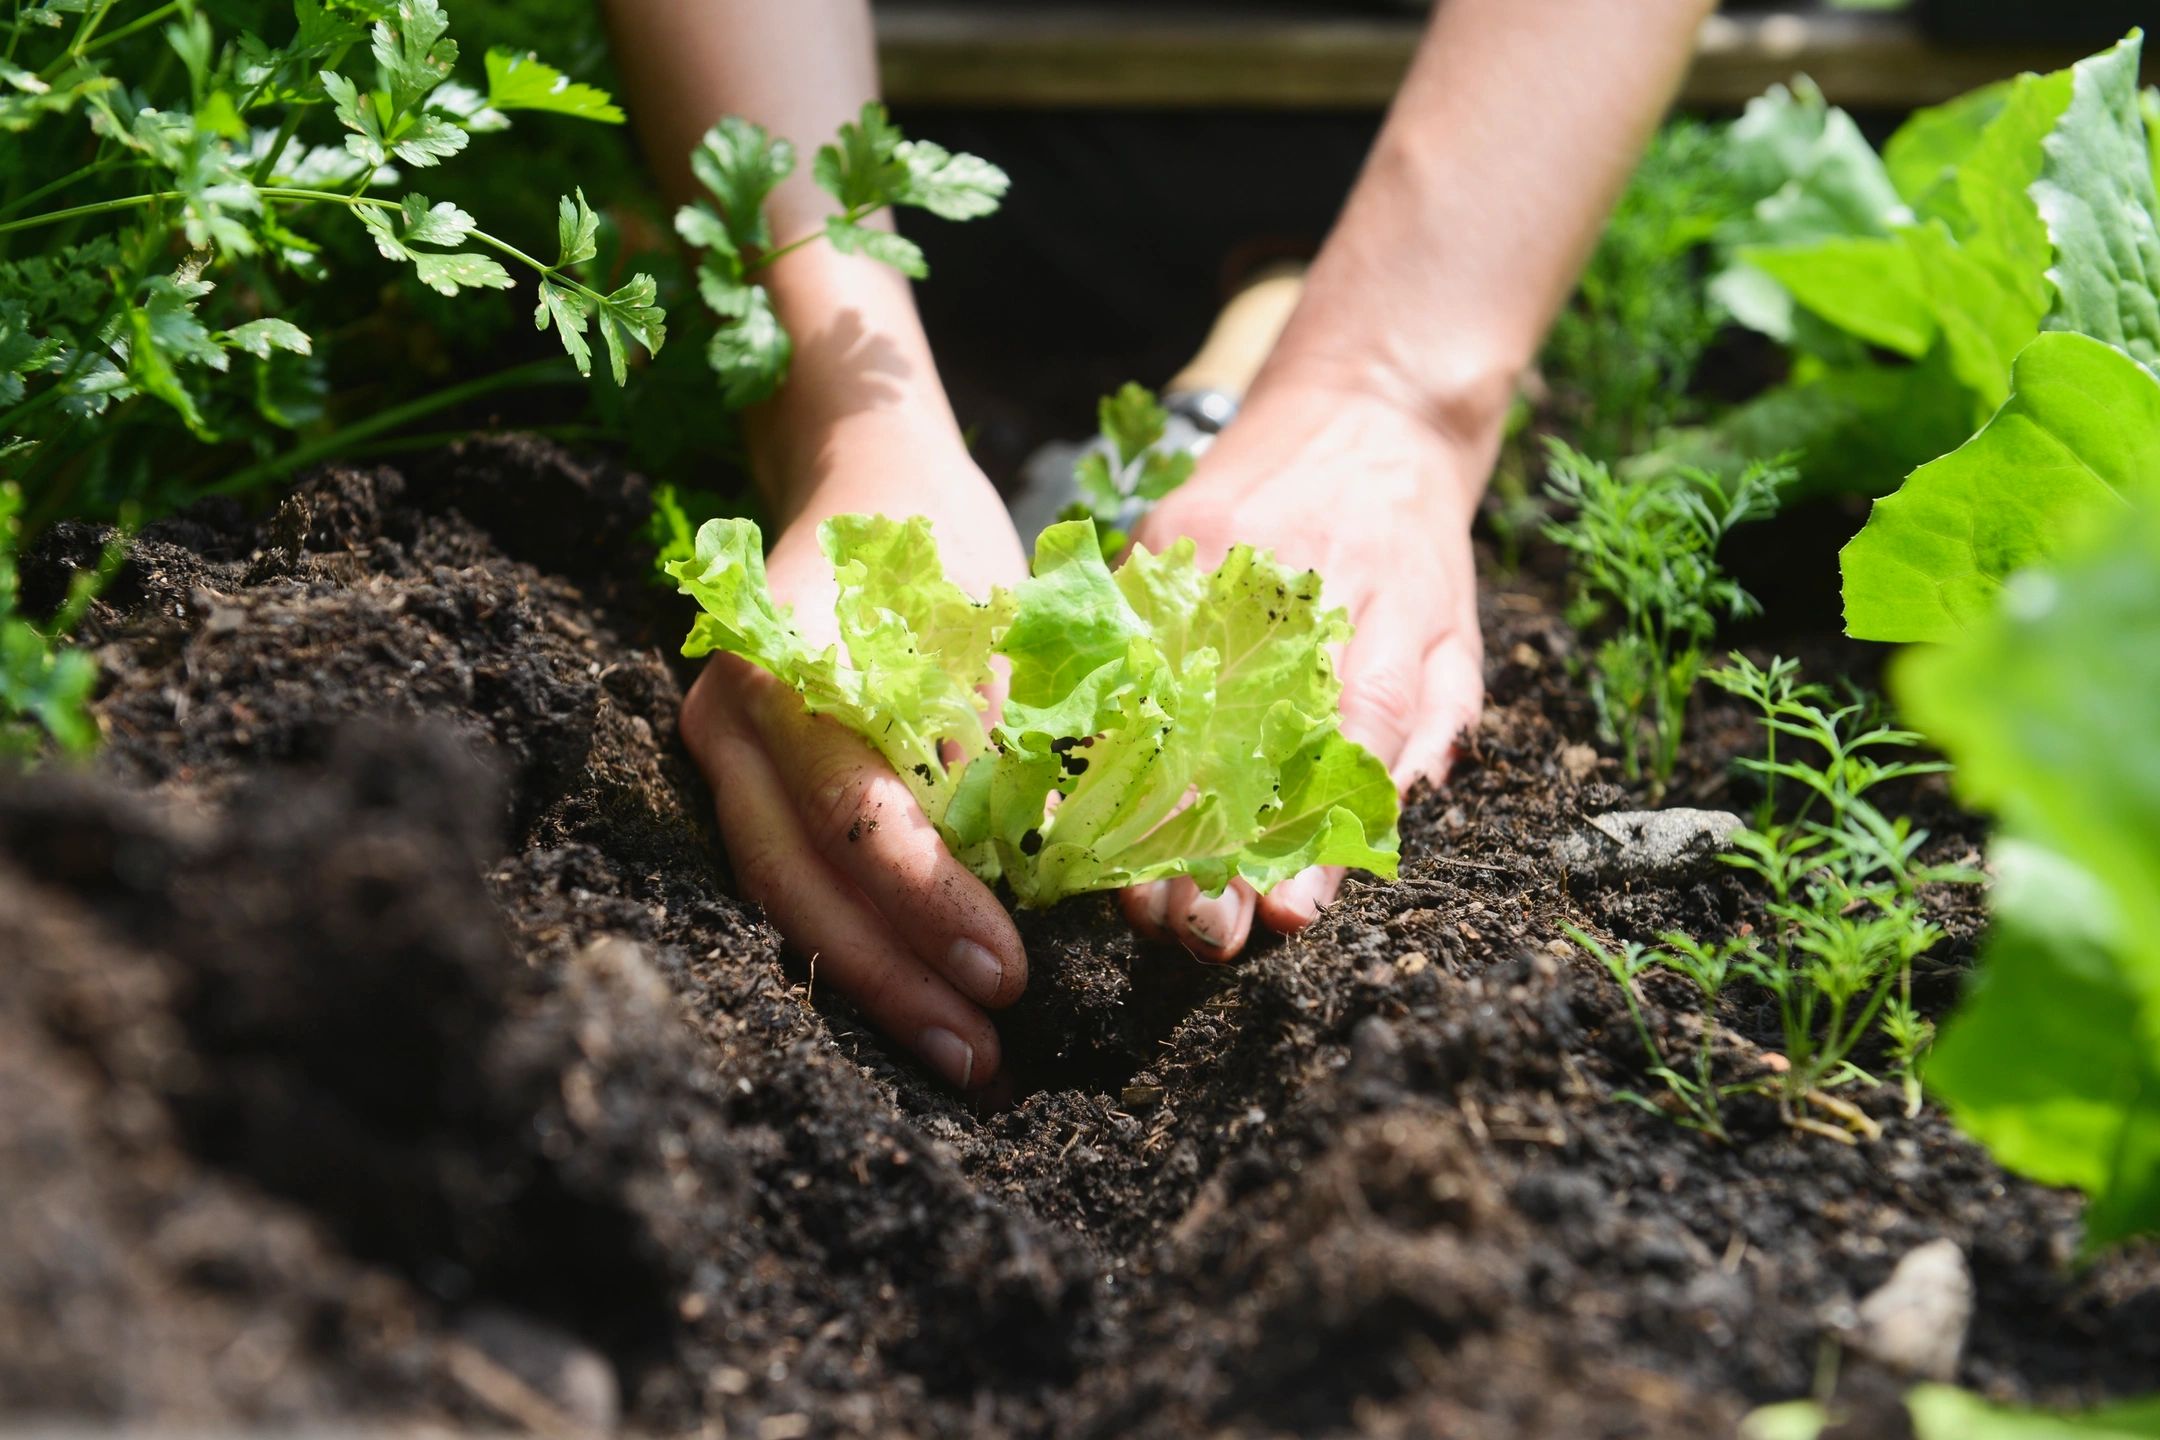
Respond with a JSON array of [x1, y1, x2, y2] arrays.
[[1059, 383, 1196, 561], [1, 483, 124, 759], [1543, 119, 1737, 461], [1542, 443, 1790, 794], [1566, 923, 1745, 1143], [1576, 655, 1978, 1143]]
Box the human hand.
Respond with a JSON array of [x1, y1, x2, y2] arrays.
[[1120, 382, 1491, 959], [678, 413, 1031, 1092]]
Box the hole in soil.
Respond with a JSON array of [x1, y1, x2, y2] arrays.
[[1000, 907, 1234, 1098]]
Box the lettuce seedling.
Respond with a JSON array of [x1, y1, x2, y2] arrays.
[[667, 513, 1399, 907]]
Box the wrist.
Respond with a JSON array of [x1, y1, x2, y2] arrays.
[[1239, 354, 1508, 517], [741, 242, 970, 522]]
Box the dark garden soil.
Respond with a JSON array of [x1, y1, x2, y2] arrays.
[[4, 435, 2157, 1439]]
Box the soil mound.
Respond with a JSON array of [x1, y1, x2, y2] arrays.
[[4, 436, 2154, 1437]]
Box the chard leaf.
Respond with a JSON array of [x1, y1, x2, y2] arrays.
[[1740, 235, 1935, 357], [482, 48, 623, 124], [667, 514, 1399, 907], [1842, 331, 2160, 642], [2034, 32, 2160, 375], [1896, 505, 2160, 1245], [1884, 79, 2011, 215]]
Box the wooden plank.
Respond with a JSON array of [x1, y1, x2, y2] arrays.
[[876, 5, 2122, 111]]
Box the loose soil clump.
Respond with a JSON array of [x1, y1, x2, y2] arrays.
[[3, 436, 2155, 1438]]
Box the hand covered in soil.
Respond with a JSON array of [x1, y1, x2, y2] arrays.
[[678, 412, 1031, 1093], [1121, 384, 1488, 960]]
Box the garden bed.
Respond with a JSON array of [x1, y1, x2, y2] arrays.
[[4, 435, 2157, 1439]]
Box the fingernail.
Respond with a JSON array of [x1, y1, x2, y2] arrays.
[[916, 1027, 975, 1089], [1272, 871, 1323, 923], [1184, 889, 1243, 954], [1142, 882, 1170, 930], [947, 938, 1007, 1004]]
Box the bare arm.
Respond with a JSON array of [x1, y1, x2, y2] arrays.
[[1129, 0, 1717, 955], [1264, 0, 1716, 463], [601, 0, 984, 532]]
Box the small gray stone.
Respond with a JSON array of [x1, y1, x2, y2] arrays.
[[1847, 1238, 1974, 1381], [1554, 808, 1746, 884]]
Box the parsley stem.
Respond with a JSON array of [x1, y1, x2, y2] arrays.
[[204, 356, 576, 498], [0, 158, 120, 221], [0, 188, 611, 307], [78, 0, 184, 55], [746, 201, 883, 275]]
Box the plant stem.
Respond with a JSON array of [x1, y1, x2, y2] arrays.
[[746, 201, 879, 275], [0, 188, 615, 307], [79, 0, 184, 55], [202, 356, 578, 498], [0, 158, 123, 222]]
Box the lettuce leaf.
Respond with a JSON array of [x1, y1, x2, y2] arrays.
[[2036, 32, 2160, 374], [668, 514, 1400, 907], [1896, 507, 2160, 1246], [1841, 331, 2160, 642]]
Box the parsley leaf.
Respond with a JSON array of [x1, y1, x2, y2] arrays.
[[688, 116, 794, 252], [813, 101, 908, 212], [482, 47, 623, 124], [894, 138, 1009, 221], [823, 217, 926, 278], [358, 194, 511, 295]]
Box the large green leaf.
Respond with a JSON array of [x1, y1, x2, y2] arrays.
[[1842, 332, 2160, 642], [1906, 1384, 2160, 1438], [2036, 33, 2160, 375], [1896, 505, 2160, 1244], [1922, 843, 2160, 1246]]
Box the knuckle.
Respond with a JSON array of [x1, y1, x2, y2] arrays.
[[728, 843, 793, 912], [848, 957, 908, 1020], [1344, 665, 1419, 733]]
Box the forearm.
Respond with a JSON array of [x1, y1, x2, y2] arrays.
[[601, 0, 964, 522], [1259, 0, 1716, 481]]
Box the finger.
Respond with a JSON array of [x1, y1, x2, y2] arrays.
[[1392, 635, 1485, 793], [1335, 606, 1424, 774], [1256, 865, 1344, 934], [1120, 880, 1172, 940], [748, 679, 1027, 1010], [1166, 875, 1257, 963], [701, 718, 1002, 1089]]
